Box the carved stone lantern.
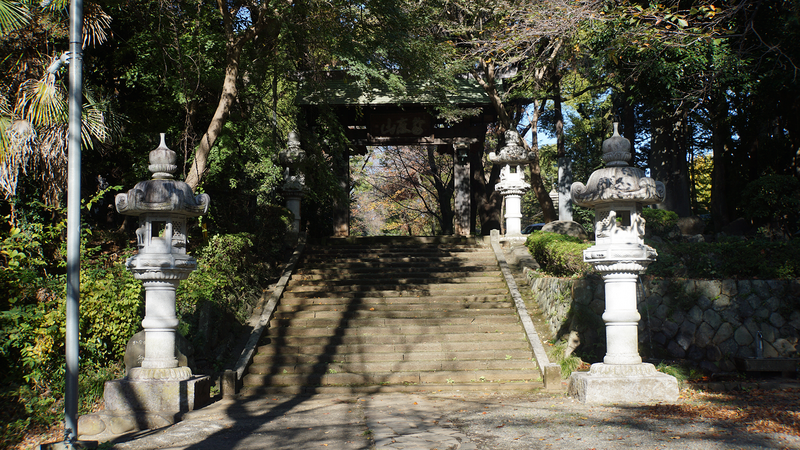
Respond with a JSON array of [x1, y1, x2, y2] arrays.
[[280, 131, 306, 238], [115, 134, 210, 380], [568, 123, 678, 404], [489, 130, 533, 236]]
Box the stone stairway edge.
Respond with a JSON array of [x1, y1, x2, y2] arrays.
[[490, 232, 562, 390], [231, 233, 307, 390]]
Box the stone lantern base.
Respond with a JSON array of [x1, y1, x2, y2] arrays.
[[567, 363, 678, 404], [78, 376, 210, 440]]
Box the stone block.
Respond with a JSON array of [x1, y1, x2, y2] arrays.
[[759, 323, 777, 343], [769, 312, 786, 329], [696, 281, 721, 301], [656, 304, 669, 320], [542, 363, 563, 391], [688, 306, 704, 324], [713, 323, 734, 345], [712, 294, 731, 311], [737, 280, 752, 297], [767, 280, 785, 296], [706, 345, 723, 362], [719, 338, 738, 356], [747, 294, 762, 310], [721, 279, 737, 297], [104, 376, 210, 416], [697, 295, 712, 310], [567, 364, 678, 404], [734, 326, 754, 346], [752, 280, 769, 299], [662, 320, 679, 338], [790, 279, 800, 297], [696, 322, 715, 347], [754, 307, 770, 320], [764, 296, 780, 312], [677, 322, 697, 350], [687, 345, 705, 361], [667, 341, 686, 358], [703, 309, 722, 329]]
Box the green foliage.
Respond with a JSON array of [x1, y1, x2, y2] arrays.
[[646, 239, 800, 279], [177, 233, 273, 371], [739, 174, 800, 237], [526, 232, 593, 277], [545, 341, 587, 379], [642, 208, 679, 237]]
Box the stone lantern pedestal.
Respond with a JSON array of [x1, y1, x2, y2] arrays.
[[78, 135, 211, 439], [567, 124, 678, 404]]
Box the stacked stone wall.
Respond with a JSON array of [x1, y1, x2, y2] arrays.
[[525, 272, 800, 372]]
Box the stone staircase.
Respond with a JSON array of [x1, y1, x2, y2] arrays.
[[241, 236, 543, 394]]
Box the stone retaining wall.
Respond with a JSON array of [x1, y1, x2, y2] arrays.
[[524, 272, 800, 372]]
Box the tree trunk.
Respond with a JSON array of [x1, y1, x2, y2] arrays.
[[650, 109, 692, 217], [529, 99, 557, 223], [710, 91, 731, 231]]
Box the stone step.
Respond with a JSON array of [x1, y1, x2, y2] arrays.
[[272, 308, 514, 320], [247, 359, 537, 375], [242, 238, 544, 393], [263, 323, 523, 337], [276, 295, 511, 307], [252, 348, 534, 365], [290, 273, 502, 284], [255, 339, 530, 356], [282, 286, 509, 298], [275, 301, 511, 312], [269, 314, 520, 328], [239, 381, 543, 395], [242, 369, 540, 387]]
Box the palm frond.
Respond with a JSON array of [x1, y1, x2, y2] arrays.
[[17, 75, 68, 128], [0, 0, 30, 35], [83, 2, 112, 47]]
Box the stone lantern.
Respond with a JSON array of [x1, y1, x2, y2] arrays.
[[280, 131, 306, 239], [84, 134, 211, 435], [489, 130, 533, 236], [567, 124, 678, 404]]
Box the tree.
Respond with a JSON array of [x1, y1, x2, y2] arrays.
[[354, 146, 455, 236], [1, 0, 116, 218]]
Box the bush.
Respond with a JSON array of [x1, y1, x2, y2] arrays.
[[642, 208, 679, 237], [526, 232, 594, 277], [740, 174, 800, 238], [647, 238, 800, 279], [177, 232, 273, 372]]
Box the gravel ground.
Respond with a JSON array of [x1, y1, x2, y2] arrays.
[[102, 383, 800, 450]]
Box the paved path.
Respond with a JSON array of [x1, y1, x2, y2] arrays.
[[107, 388, 800, 450]]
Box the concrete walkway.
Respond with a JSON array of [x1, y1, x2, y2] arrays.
[[108, 389, 800, 450]]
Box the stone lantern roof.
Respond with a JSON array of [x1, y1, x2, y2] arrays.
[[116, 134, 210, 217], [571, 124, 665, 207], [488, 130, 534, 165]]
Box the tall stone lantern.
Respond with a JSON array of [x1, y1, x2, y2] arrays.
[[567, 124, 678, 404], [280, 131, 306, 239], [116, 133, 210, 380], [489, 130, 533, 236]]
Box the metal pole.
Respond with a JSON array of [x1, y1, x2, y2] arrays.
[[64, 0, 83, 441]]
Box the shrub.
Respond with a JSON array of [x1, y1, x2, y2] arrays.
[[526, 232, 594, 277], [647, 238, 800, 279], [740, 174, 800, 238], [642, 208, 679, 237]]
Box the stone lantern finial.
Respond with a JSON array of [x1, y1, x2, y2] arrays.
[[148, 133, 178, 179], [601, 123, 632, 167]]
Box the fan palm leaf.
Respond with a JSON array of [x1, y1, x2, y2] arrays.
[[0, 0, 30, 35]]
